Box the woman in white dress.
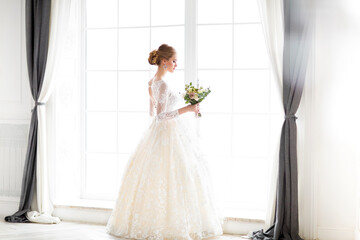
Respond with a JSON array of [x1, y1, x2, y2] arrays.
[[106, 44, 224, 240]]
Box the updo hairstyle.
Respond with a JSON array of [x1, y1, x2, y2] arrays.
[[148, 44, 176, 66]]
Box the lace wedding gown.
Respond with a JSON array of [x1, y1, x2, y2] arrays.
[[106, 78, 224, 240]]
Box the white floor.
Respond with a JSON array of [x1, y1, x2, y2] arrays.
[[0, 216, 248, 240]]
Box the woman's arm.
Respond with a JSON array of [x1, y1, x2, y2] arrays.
[[178, 104, 199, 115], [155, 82, 200, 121]]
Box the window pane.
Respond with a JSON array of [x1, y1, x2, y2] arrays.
[[233, 70, 270, 113], [197, 70, 232, 113], [118, 71, 149, 111], [117, 153, 131, 185], [231, 157, 267, 208], [198, 0, 232, 24], [151, 0, 184, 26], [86, 29, 117, 70], [151, 26, 184, 71], [118, 113, 149, 153], [198, 25, 232, 69], [234, 24, 269, 68], [234, 0, 261, 23], [86, 112, 117, 152], [86, 0, 117, 28], [205, 154, 232, 209], [232, 114, 270, 157], [85, 153, 118, 198], [119, 0, 150, 27], [118, 28, 149, 70], [199, 114, 232, 155], [86, 71, 117, 111]]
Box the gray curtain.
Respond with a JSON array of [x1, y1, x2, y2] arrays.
[[5, 0, 51, 223], [252, 0, 312, 239]]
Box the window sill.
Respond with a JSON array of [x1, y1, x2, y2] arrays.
[[53, 199, 115, 211], [53, 199, 265, 224], [221, 208, 265, 223]]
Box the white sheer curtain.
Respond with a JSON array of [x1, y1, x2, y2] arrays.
[[27, 0, 71, 224], [257, 0, 284, 92], [256, 0, 284, 229]]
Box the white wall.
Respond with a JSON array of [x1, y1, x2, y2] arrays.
[[0, 0, 31, 216], [313, 1, 360, 239], [0, 0, 30, 120]]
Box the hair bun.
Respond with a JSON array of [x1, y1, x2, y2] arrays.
[[148, 50, 159, 65], [148, 44, 176, 66]]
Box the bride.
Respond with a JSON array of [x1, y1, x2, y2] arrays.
[[106, 44, 224, 240]]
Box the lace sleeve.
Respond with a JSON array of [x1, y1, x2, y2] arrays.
[[148, 81, 156, 117], [156, 82, 179, 121]]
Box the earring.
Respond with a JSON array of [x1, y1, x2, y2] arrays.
[[163, 64, 167, 69]]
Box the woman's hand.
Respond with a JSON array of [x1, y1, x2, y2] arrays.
[[187, 103, 200, 114]]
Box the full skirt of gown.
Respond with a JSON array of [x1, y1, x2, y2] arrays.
[[106, 115, 224, 240]]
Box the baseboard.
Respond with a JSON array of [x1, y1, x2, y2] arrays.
[[0, 196, 20, 216], [317, 227, 354, 240]]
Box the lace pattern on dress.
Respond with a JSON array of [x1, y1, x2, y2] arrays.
[[151, 80, 179, 122], [105, 79, 224, 239]]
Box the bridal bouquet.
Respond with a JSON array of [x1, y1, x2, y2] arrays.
[[183, 82, 211, 118]]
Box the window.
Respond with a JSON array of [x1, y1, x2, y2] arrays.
[[55, 0, 283, 219], [196, 0, 283, 219], [83, 0, 186, 200]]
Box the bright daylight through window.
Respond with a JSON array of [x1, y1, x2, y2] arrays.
[[55, 0, 283, 220]]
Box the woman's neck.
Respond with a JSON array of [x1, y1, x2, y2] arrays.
[[154, 66, 167, 81]]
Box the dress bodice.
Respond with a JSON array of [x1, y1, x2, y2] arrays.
[[149, 79, 181, 121]]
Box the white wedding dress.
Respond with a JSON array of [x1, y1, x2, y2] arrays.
[[106, 78, 224, 240]]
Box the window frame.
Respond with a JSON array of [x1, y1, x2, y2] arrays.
[[79, 0, 281, 219]]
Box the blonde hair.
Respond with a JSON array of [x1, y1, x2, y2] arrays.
[[148, 44, 176, 66]]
